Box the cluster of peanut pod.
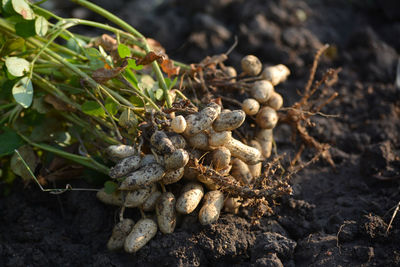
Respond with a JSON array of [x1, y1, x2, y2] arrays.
[[97, 55, 290, 253]]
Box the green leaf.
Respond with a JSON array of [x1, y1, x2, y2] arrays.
[[11, 0, 34, 20], [81, 101, 105, 117], [127, 58, 143, 70], [117, 43, 131, 58], [2, 0, 15, 15], [84, 47, 104, 70], [155, 88, 164, 101], [5, 56, 30, 77], [15, 20, 36, 38], [35, 16, 48, 37], [129, 95, 144, 107], [66, 37, 87, 53], [104, 180, 118, 194], [12, 77, 33, 108], [0, 37, 25, 57], [165, 76, 178, 90], [0, 127, 24, 157], [105, 97, 118, 116]]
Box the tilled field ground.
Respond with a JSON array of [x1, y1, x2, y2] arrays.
[[1, 0, 399, 266]]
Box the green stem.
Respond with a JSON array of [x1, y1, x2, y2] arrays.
[[18, 133, 110, 175], [71, 0, 172, 107]]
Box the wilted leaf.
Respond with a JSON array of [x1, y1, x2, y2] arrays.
[[146, 38, 165, 54], [136, 51, 164, 66], [117, 43, 131, 58], [105, 97, 119, 116], [15, 20, 36, 38], [104, 180, 118, 194], [12, 77, 33, 108], [11, 0, 34, 20], [11, 145, 39, 182], [91, 63, 127, 84], [5, 56, 30, 77], [92, 34, 117, 51], [81, 100, 105, 117], [0, 127, 24, 157], [160, 58, 180, 77], [35, 16, 48, 37]]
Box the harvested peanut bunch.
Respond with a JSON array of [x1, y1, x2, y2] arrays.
[[97, 55, 294, 254]]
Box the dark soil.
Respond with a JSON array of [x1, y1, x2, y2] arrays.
[[1, 0, 400, 266]]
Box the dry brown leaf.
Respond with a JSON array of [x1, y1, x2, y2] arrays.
[[92, 34, 118, 51], [136, 51, 164, 66], [160, 58, 180, 77], [92, 62, 127, 83]]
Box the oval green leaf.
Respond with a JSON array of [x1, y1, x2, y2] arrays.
[[105, 97, 119, 116], [81, 101, 105, 117], [12, 77, 33, 108], [155, 88, 164, 101], [11, 0, 34, 20], [6, 56, 30, 77], [35, 16, 48, 37], [117, 43, 131, 59], [15, 20, 36, 38]]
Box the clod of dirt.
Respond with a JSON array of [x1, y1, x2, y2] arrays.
[[362, 214, 388, 240], [295, 233, 339, 266], [196, 214, 255, 262], [250, 232, 296, 263], [254, 253, 284, 267], [360, 141, 396, 177]]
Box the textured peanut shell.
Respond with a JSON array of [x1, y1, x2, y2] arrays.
[[225, 138, 261, 165], [156, 192, 177, 234], [124, 219, 157, 253], [198, 190, 225, 225], [109, 155, 141, 179], [119, 163, 164, 190], [107, 219, 135, 251], [176, 182, 204, 214]]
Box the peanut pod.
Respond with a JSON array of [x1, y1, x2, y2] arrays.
[[198, 190, 225, 225], [109, 155, 141, 179], [107, 219, 135, 251], [225, 138, 261, 165], [124, 218, 157, 253], [184, 103, 221, 136], [156, 192, 177, 234], [119, 163, 164, 190], [176, 182, 204, 214], [213, 110, 246, 132]]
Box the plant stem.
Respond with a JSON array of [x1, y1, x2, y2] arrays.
[[18, 133, 110, 175], [71, 0, 172, 107]]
